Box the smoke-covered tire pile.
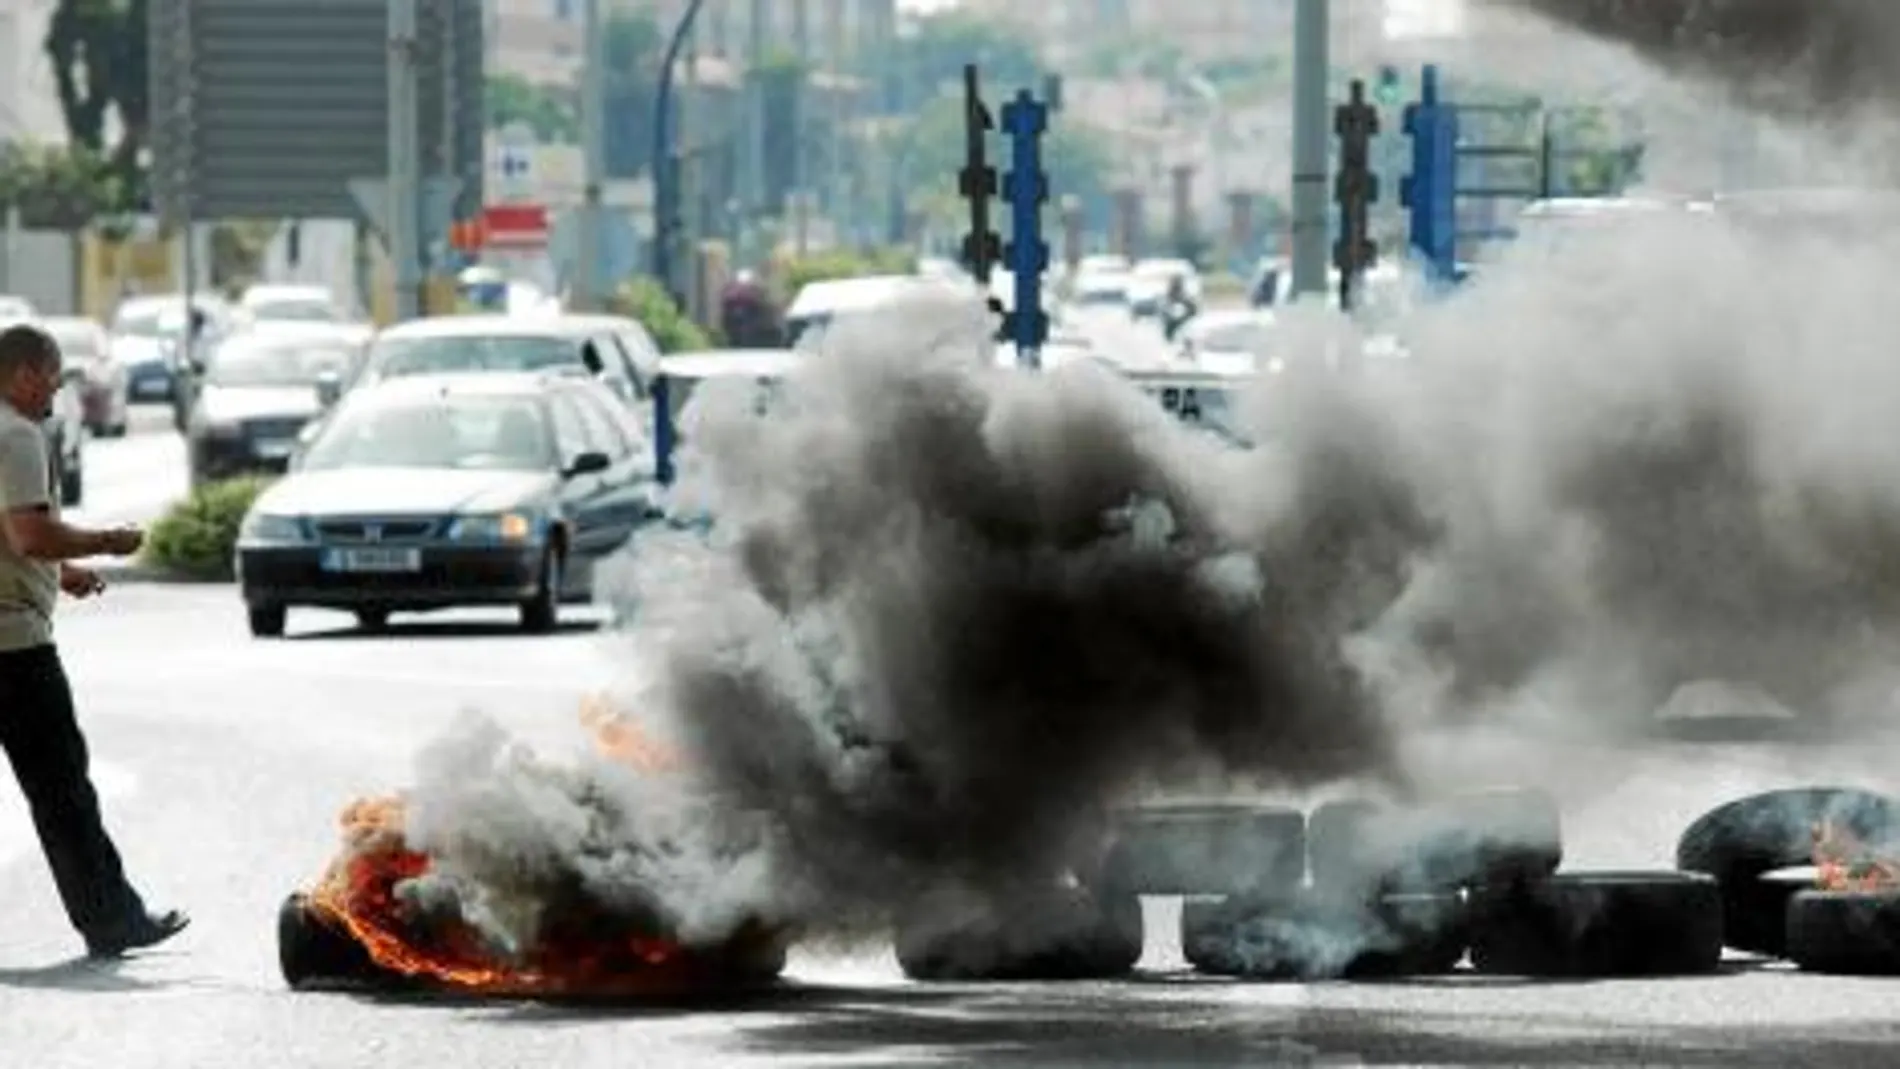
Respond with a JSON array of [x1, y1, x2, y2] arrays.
[[890, 785, 1900, 985]]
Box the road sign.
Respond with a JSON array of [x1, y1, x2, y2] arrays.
[[148, 0, 484, 222], [347, 176, 463, 245], [482, 204, 551, 249]]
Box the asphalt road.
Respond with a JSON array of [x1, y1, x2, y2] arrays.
[[66, 403, 187, 531], [1, 577, 1899, 1067]]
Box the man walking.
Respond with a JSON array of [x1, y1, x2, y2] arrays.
[[0, 322, 188, 959]]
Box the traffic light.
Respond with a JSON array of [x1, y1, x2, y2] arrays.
[[1000, 88, 1051, 357], [958, 63, 1001, 295], [1376, 64, 1402, 108], [1334, 78, 1380, 309]]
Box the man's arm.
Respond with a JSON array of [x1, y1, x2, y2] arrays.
[[1, 505, 113, 561]]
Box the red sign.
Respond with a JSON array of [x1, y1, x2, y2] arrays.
[[481, 204, 549, 249]]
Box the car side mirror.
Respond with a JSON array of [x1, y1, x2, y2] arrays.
[[314, 369, 342, 408], [564, 451, 611, 478]]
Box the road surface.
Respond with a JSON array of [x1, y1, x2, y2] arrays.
[[1, 576, 1899, 1066], [65, 404, 188, 531]]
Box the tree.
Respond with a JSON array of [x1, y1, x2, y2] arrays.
[[602, 13, 662, 178], [43, 0, 148, 209], [0, 143, 117, 229], [486, 74, 578, 142], [857, 12, 1046, 115]]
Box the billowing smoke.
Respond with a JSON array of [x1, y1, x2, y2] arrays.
[[391, 191, 1900, 958], [1488, 0, 1900, 116]]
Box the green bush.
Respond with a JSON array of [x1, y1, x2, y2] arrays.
[[610, 276, 711, 354], [778, 247, 917, 297], [141, 476, 276, 580]]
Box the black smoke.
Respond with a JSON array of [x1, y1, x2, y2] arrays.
[[1488, 0, 1900, 115]]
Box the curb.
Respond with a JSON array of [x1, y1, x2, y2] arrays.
[[85, 559, 231, 586]]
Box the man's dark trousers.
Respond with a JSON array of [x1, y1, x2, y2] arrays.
[[0, 643, 145, 942]]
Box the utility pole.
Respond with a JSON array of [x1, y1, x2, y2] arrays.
[[575, 0, 606, 311], [387, 0, 422, 321], [1290, 0, 1330, 299]]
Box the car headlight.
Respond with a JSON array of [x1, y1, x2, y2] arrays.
[[239, 511, 307, 543], [448, 511, 539, 542]]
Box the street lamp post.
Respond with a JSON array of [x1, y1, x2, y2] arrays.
[[651, 0, 711, 301]]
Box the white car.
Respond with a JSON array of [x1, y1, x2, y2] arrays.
[[1133, 257, 1203, 304], [239, 283, 356, 325]]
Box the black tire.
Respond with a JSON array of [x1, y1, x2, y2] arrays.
[[1309, 789, 1563, 898], [1676, 787, 1900, 957], [895, 884, 1143, 981], [277, 893, 416, 992], [355, 608, 390, 632], [248, 604, 287, 638], [1469, 871, 1723, 977], [1096, 802, 1306, 897], [1183, 888, 1468, 980], [520, 547, 560, 634], [1785, 890, 1900, 975]]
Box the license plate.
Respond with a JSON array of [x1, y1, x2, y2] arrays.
[[254, 439, 293, 459], [322, 547, 421, 573], [133, 379, 166, 398]]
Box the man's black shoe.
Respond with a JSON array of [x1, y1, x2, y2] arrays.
[[87, 909, 190, 959]]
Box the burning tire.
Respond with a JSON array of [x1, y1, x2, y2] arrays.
[[1785, 890, 1900, 975], [278, 890, 790, 997], [895, 884, 1143, 981], [1469, 871, 1723, 978], [1676, 787, 1900, 957], [278, 893, 420, 992], [1096, 803, 1306, 898], [1307, 789, 1563, 898], [1181, 888, 1468, 980]]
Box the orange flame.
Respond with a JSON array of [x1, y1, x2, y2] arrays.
[[296, 697, 780, 996], [1812, 821, 1900, 892], [580, 692, 680, 773]]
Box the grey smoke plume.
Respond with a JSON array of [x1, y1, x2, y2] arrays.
[[396, 188, 1900, 956], [1488, 0, 1900, 115]]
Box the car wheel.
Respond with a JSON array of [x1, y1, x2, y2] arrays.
[[520, 547, 561, 633], [248, 604, 287, 638], [354, 608, 390, 632]]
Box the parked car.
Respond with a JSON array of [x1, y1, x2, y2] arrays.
[[186, 325, 367, 486], [238, 282, 354, 325], [108, 293, 233, 405], [350, 316, 650, 406], [235, 371, 656, 637], [45, 363, 86, 506], [0, 295, 35, 320], [39, 315, 127, 437]]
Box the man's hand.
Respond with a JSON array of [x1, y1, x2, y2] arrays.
[[97, 525, 143, 557], [59, 564, 107, 599]]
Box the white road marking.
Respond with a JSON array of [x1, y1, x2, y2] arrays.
[[0, 760, 138, 867]]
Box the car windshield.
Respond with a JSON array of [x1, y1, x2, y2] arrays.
[[250, 297, 337, 322], [208, 336, 357, 387], [45, 325, 100, 359], [114, 304, 197, 338], [368, 334, 578, 378], [301, 394, 552, 472]]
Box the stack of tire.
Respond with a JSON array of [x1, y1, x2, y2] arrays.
[[1175, 791, 1725, 980], [1677, 786, 1900, 975]]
